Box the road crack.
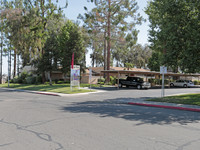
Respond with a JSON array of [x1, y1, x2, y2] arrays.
[[176, 138, 200, 150], [0, 142, 13, 147], [0, 118, 65, 150]]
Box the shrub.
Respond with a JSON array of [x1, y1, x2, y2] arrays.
[[109, 76, 116, 85], [10, 79, 14, 83], [148, 78, 155, 83], [21, 71, 28, 80], [44, 81, 54, 85], [13, 76, 19, 83], [155, 79, 161, 85], [44, 82, 50, 85], [16, 71, 30, 84], [194, 80, 199, 85], [36, 76, 42, 84], [98, 82, 104, 85], [25, 76, 36, 84], [17, 77, 23, 83], [57, 81, 67, 84], [57, 81, 63, 84], [164, 79, 169, 84], [22, 79, 27, 84], [65, 80, 70, 84], [54, 79, 58, 84], [98, 78, 105, 84]]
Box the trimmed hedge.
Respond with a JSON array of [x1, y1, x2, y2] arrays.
[[148, 78, 170, 85]]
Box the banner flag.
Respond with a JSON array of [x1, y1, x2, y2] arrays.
[[71, 52, 74, 69]]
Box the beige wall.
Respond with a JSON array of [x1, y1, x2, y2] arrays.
[[51, 73, 64, 80], [81, 76, 100, 84], [1, 78, 6, 84]]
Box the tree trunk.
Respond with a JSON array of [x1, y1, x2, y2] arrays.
[[13, 49, 16, 78], [42, 72, 46, 83], [17, 54, 20, 76], [54, 58, 57, 70], [9, 49, 12, 80], [104, 31, 107, 78], [48, 71, 52, 86], [41, 43, 45, 83], [106, 0, 111, 82], [92, 51, 95, 67], [64, 73, 67, 82], [116, 61, 119, 67], [41, 0, 46, 84]]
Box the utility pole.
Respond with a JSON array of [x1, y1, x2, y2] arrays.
[[7, 45, 10, 87], [0, 0, 3, 84], [0, 29, 2, 84]]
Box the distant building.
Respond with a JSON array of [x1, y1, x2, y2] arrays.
[[81, 67, 151, 84], [19, 66, 200, 84], [1, 74, 7, 84]]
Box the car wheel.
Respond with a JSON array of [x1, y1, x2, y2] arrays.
[[137, 85, 142, 89], [183, 84, 187, 88], [170, 83, 174, 87]]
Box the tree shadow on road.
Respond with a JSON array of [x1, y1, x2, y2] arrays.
[[60, 97, 200, 125]]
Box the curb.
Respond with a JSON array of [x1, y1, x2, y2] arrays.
[[36, 92, 60, 96], [127, 102, 200, 112], [0, 87, 103, 97]]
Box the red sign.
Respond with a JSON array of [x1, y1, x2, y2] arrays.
[[71, 52, 74, 69]]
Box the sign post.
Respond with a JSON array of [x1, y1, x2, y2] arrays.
[[89, 69, 92, 91], [160, 66, 167, 97], [70, 65, 80, 91]]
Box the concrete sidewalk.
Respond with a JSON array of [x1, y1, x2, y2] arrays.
[[0, 87, 104, 97]]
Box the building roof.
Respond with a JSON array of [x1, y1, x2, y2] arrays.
[[85, 67, 200, 77], [86, 67, 150, 74], [101, 70, 200, 77]]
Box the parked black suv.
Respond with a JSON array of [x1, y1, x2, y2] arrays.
[[119, 76, 151, 89]]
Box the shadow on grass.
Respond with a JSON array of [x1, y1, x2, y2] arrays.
[[60, 97, 200, 125]]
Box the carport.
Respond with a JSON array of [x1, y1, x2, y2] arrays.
[[100, 70, 200, 89]]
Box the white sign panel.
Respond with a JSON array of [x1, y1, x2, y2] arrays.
[[160, 66, 167, 74], [160, 66, 167, 97], [71, 65, 80, 87]]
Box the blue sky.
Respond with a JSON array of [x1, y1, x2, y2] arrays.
[[63, 0, 149, 45], [62, 0, 150, 67], [2, 0, 150, 74]]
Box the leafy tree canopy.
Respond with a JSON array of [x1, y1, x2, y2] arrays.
[[146, 0, 200, 73]]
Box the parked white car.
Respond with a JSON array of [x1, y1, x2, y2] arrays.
[[170, 80, 194, 88]]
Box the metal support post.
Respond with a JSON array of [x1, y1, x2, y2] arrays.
[[161, 73, 165, 97]]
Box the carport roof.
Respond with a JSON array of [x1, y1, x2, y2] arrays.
[[101, 70, 200, 77]]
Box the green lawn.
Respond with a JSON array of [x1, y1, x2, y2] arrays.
[[0, 83, 96, 94], [147, 93, 200, 106]]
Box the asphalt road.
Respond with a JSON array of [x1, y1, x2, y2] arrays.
[[0, 87, 200, 150]]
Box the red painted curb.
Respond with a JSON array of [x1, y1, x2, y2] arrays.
[[36, 92, 60, 96], [127, 102, 200, 112]]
